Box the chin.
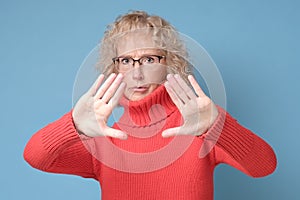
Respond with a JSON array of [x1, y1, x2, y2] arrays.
[[125, 90, 151, 101], [127, 93, 148, 101]]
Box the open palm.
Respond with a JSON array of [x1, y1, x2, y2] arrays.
[[162, 74, 218, 137]]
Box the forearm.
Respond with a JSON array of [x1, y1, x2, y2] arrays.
[[23, 111, 96, 178], [204, 106, 277, 177]]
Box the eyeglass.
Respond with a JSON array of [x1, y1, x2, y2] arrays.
[[112, 55, 165, 71]]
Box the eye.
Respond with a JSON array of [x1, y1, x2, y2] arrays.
[[120, 58, 131, 65], [141, 56, 156, 64]]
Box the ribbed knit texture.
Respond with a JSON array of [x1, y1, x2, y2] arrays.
[[24, 85, 277, 199]]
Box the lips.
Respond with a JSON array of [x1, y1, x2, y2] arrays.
[[132, 86, 149, 92], [125, 84, 154, 101]]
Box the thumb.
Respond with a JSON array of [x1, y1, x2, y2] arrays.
[[105, 127, 128, 140], [162, 127, 182, 138]]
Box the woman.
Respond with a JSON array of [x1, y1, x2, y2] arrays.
[[24, 11, 277, 199]]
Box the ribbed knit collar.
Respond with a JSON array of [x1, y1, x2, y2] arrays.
[[117, 85, 178, 127]]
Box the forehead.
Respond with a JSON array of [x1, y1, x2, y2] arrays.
[[116, 32, 161, 57], [118, 49, 163, 58]]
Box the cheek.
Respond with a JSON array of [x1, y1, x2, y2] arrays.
[[143, 65, 167, 83], [148, 84, 159, 93]]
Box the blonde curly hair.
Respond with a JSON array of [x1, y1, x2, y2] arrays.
[[97, 10, 192, 82]]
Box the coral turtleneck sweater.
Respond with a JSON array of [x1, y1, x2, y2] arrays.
[[24, 85, 276, 200]]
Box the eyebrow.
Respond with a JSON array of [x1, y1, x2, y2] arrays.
[[117, 49, 165, 58], [117, 54, 158, 59]]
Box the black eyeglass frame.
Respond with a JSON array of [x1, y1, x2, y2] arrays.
[[112, 55, 165, 66]]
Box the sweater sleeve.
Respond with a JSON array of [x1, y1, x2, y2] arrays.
[[202, 106, 277, 177], [23, 111, 97, 179]]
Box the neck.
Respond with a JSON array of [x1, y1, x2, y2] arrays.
[[118, 85, 177, 127]]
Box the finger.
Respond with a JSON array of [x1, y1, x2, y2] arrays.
[[166, 74, 189, 103], [109, 82, 126, 108], [105, 127, 128, 140], [89, 74, 105, 96], [162, 127, 181, 138], [162, 126, 206, 138], [174, 74, 197, 100], [164, 81, 184, 109], [188, 75, 206, 98], [101, 73, 124, 103], [94, 73, 117, 100]]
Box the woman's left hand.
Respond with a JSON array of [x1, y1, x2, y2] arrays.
[[162, 74, 219, 137]]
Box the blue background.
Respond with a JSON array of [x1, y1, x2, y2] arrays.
[[1, 0, 299, 199]]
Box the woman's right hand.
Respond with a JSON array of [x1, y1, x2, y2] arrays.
[[72, 73, 128, 139]]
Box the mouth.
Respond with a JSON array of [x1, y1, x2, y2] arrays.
[[130, 85, 149, 92]]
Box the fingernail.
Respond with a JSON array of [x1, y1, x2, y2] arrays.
[[174, 74, 180, 79], [162, 132, 169, 138], [167, 74, 173, 79], [120, 133, 128, 140], [117, 73, 123, 77]]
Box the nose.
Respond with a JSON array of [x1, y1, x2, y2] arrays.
[[132, 62, 144, 80]]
